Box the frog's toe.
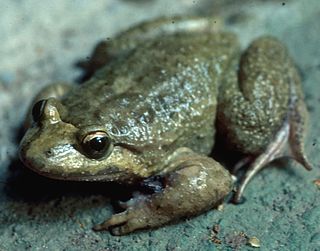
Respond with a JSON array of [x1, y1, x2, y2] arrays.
[[93, 210, 131, 232], [93, 207, 148, 235], [109, 216, 144, 236]]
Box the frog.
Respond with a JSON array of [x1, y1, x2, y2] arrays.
[[19, 16, 311, 235]]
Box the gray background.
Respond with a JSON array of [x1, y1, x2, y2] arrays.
[[0, 0, 319, 250]]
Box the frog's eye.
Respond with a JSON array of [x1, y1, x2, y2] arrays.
[[81, 131, 113, 159], [32, 99, 47, 123]]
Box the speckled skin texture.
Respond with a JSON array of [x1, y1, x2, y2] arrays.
[[19, 16, 309, 235], [218, 37, 291, 154]]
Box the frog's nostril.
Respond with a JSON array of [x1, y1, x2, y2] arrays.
[[45, 149, 53, 157]]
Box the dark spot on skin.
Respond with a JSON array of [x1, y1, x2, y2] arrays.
[[139, 175, 166, 194], [138, 108, 155, 124]]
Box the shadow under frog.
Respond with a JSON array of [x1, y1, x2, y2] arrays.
[[17, 16, 312, 235]]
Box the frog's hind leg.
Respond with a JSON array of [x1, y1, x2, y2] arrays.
[[216, 36, 311, 203], [233, 81, 312, 203]]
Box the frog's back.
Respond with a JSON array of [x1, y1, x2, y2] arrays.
[[62, 32, 239, 156]]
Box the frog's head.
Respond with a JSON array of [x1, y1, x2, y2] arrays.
[[19, 98, 143, 183]]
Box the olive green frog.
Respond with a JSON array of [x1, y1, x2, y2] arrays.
[[19, 16, 311, 235]]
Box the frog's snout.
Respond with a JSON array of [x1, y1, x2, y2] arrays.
[[19, 125, 81, 178], [19, 135, 50, 173], [19, 102, 81, 177], [20, 134, 52, 162]]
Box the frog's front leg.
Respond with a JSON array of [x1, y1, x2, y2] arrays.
[[217, 37, 311, 203], [93, 148, 233, 235]]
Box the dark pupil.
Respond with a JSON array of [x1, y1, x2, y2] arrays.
[[32, 99, 47, 122], [89, 136, 107, 152]]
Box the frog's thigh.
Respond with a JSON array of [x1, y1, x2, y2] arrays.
[[94, 148, 233, 235], [24, 82, 71, 128], [218, 37, 311, 202], [218, 36, 292, 154]]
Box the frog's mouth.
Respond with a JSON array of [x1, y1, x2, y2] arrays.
[[25, 160, 140, 183], [23, 156, 141, 183]]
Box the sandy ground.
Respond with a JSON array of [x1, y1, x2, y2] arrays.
[[1, 0, 320, 250]]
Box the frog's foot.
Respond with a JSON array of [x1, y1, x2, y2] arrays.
[[93, 148, 233, 235], [233, 99, 312, 203], [93, 193, 152, 235]]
